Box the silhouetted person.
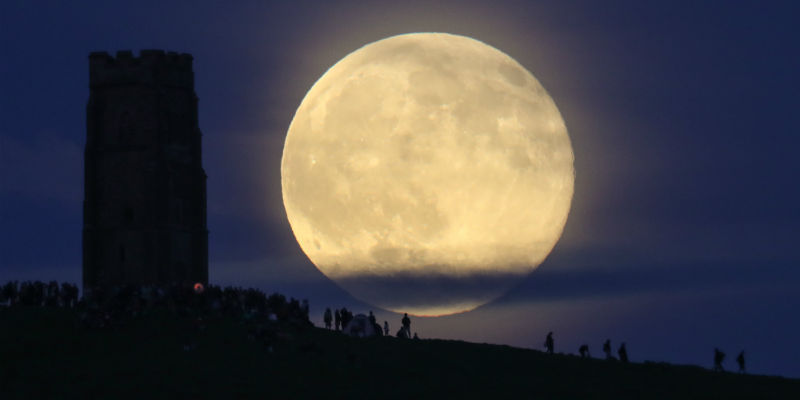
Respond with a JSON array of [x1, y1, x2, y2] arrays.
[[402, 313, 411, 337], [341, 308, 352, 329], [301, 299, 309, 318], [396, 326, 410, 339], [544, 332, 554, 354], [413, 332, 419, 340], [618, 342, 628, 363], [334, 309, 341, 331], [713, 348, 726, 372], [579, 344, 590, 358], [45, 281, 59, 307], [323, 307, 332, 329], [384, 321, 390, 336], [368, 310, 376, 326], [736, 351, 746, 374], [603, 339, 613, 360]]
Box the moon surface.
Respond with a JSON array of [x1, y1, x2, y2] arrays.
[[281, 33, 574, 316]]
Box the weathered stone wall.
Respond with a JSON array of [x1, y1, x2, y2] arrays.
[[83, 50, 208, 290]]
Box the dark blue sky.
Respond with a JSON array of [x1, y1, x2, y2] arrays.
[[1, 0, 799, 377]]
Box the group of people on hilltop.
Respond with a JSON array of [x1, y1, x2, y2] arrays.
[[1, 281, 79, 308], [714, 348, 747, 373], [601, 339, 628, 363], [0, 280, 310, 328], [2, 280, 314, 354], [544, 333, 630, 363], [323, 307, 418, 339], [544, 331, 748, 374], [323, 306, 354, 331]]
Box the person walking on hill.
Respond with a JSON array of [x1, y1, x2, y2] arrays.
[[736, 351, 746, 374], [603, 339, 613, 360], [579, 344, 590, 358], [713, 348, 726, 372], [544, 332, 554, 354], [323, 307, 332, 329], [618, 342, 628, 363]]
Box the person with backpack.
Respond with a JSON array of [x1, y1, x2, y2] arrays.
[[713, 348, 726, 372]]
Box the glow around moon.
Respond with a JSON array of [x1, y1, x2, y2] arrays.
[[282, 33, 574, 316]]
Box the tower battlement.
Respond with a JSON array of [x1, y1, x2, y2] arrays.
[[89, 50, 194, 89]]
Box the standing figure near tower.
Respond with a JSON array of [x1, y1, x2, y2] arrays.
[[83, 50, 208, 292]]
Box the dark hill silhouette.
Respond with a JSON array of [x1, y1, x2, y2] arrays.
[[1, 306, 798, 399]]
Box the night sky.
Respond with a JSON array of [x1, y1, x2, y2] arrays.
[[1, 1, 799, 377]]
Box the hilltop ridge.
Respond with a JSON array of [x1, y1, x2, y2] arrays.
[[1, 306, 798, 399]]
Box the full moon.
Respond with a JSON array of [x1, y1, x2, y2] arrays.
[[281, 33, 574, 316]]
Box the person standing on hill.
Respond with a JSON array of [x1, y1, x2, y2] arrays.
[[402, 313, 411, 337], [340, 307, 350, 329], [544, 332, 554, 354], [383, 320, 390, 336], [334, 309, 341, 331], [736, 351, 746, 374], [618, 342, 628, 363], [323, 308, 332, 329]]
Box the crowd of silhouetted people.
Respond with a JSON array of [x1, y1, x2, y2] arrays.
[[714, 348, 747, 373], [1, 280, 424, 341], [322, 307, 419, 340], [74, 283, 310, 329], [572, 337, 628, 361], [2, 281, 751, 373], [542, 331, 747, 374], [0, 280, 311, 351], [1, 281, 79, 308]]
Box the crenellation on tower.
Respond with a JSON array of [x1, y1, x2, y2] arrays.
[[89, 49, 194, 90], [83, 49, 208, 291]]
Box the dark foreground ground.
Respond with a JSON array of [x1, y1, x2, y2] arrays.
[[1, 306, 798, 399]]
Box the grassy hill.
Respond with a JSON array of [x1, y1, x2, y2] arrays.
[[1, 306, 798, 399]]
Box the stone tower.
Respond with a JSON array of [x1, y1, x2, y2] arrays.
[[83, 50, 208, 291]]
